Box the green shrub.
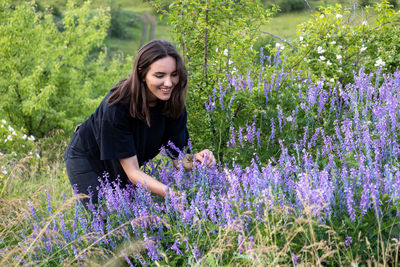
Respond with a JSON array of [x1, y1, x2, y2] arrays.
[[0, 0, 132, 137], [0, 119, 36, 156], [283, 1, 400, 84], [108, 3, 141, 39]]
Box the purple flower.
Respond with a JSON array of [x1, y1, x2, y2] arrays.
[[246, 121, 255, 144], [144, 235, 160, 261], [277, 108, 285, 132], [238, 127, 244, 148], [125, 256, 134, 267], [227, 126, 236, 148], [192, 243, 202, 262], [237, 234, 244, 254], [292, 252, 298, 266], [345, 236, 352, 248], [171, 239, 183, 256], [269, 119, 275, 142], [205, 96, 214, 113], [247, 71, 253, 94]]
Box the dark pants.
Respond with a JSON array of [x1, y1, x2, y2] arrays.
[[64, 129, 102, 206]]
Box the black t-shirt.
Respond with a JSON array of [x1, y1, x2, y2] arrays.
[[73, 91, 189, 182]]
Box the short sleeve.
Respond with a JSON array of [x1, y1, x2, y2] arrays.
[[98, 104, 136, 160], [163, 107, 190, 159]]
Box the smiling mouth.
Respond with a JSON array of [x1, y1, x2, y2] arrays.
[[161, 88, 171, 92]]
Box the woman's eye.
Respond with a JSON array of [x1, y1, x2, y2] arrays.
[[172, 72, 178, 77], [155, 75, 163, 78]]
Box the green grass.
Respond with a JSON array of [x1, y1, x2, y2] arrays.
[[262, 11, 313, 41]]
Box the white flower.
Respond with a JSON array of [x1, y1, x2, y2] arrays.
[[223, 49, 228, 56], [1, 166, 7, 175], [275, 43, 285, 50], [319, 56, 326, 61], [336, 54, 342, 60], [336, 14, 343, 18], [327, 60, 332, 66], [362, 20, 368, 26], [28, 135, 35, 141], [299, 36, 304, 41], [36, 153, 41, 159], [317, 46, 325, 54], [22, 134, 27, 140], [286, 116, 293, 122], [331, 41, 336, 45], [330, 78, 335, 82], [337, 68, 343, 73], [1, 120, 6, 124], [360, 45, 367, 53], [8, 125, 14, 132], [320, 14, 324, 18], [374, 58, 386, 67]]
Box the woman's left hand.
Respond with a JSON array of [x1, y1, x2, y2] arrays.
[[194, 149, 216, 168]]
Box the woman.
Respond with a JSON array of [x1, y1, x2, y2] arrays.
[[64, 40, 215, 205]]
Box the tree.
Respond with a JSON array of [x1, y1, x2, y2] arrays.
[[0, 0, 131, 137]]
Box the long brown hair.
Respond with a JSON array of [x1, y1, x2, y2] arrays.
[[107, 40, 188, 126]]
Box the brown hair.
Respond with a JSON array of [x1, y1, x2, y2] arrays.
[[107, 40, 188, 126]]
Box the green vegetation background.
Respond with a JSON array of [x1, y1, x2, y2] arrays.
[[1, 0, 400, 265]]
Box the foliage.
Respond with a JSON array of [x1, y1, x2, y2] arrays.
[[0, 0, 132, 137], [200, 57, 308, 165], [262, 0, 308, 13], [107, 3, 141, 39], [283, 1, 400, 84], [151, 0, 274, 89], [0, 119, 36, 156]]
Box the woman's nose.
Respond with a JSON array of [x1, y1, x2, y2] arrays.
[[164, 77, 172, 87]]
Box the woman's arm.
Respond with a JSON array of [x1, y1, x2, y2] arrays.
[[120, 155, 168, 197]]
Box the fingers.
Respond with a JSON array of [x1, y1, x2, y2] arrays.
[[194, 149, 216, 168]]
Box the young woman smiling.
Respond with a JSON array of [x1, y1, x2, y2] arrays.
[[64, 40, 215, 206]]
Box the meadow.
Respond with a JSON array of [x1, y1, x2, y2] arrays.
[[1, 0, 400, 266]]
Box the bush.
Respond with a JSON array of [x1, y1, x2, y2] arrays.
[[0, 0, 132, 137], [108, 4, 141, 39], [283, 1, 400, 84], [0, 119, 37, 157]]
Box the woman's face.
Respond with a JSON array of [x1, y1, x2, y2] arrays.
[[145, 56, 179, 106]]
